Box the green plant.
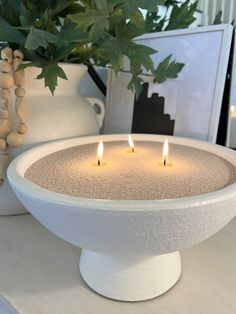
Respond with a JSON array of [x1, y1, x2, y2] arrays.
[[0, 0, 198, 96], [213, 9, 235, 26]]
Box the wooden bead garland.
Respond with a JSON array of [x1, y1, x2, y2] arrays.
[[0, 47, 28, 152], [0, 60, 11, 73], [0, 109, 9, 119], [0, 47, 11, 150], [15, 86, 25, 97], [0, 138, 6, 150], [7, 132, 23, 147], [17, 123, 27, 134], [0, 72, 14, 89]]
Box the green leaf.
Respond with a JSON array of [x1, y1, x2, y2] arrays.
[[25, 26, 58, 50], [90, 19, 110, 40], [0, 0, 20, 25], [109, 7, 123, 26], [153, 54, 185, 84], [127, 61, 144, 98], [165, 0, 198, 30], [68, 9, 110, 39], [18, 62, 68, 95], [130, 10, 145, 29], [119, 0, 165, 30], [94, 0, 108, 11], [0, 0, 186, 97], [153, 16, 166, 31], [52, 43, 78, 61], [0, 17, 26, 44], [97, 37, 124, 73], [115, 21, 145, 39], [80, 0, 93, 9], [17, 61, 44, 71], [33, 8, 58, 33], [51, 1, 84, 18], [144, 12, 161, 32], [68, 46, 96, 63], [97, 36, 156, 74], [135, 0, 166, 11], [57, 24, 89, 46], [213, 9, 223, 25], [17, 62, 34, 70], [124, 42, 156, 72], [19, 2, 37, 27], [164, 0, 181, 6], [68, 0, 110, 29], [17, 48, 47, 63], [36, 63, 67, 95], [128, 75, 144, 98], [121, 0, 165, 13]]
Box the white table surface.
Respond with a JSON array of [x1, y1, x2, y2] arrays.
[[0, 214, 235, 314]]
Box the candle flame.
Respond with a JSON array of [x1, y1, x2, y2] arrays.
[[97, 141, 103, 166], [163, 139, 168, 166], [128, 134, 135, 152], [231, 106, 236, 118]]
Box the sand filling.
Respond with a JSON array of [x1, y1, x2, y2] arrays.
[[25, 141, 236, 200]]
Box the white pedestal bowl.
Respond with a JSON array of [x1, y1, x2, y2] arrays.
[[7, 134, 236, 301]]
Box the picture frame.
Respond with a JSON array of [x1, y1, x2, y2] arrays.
[[104, 24, 233, 143], [228, 33, 236, 148]]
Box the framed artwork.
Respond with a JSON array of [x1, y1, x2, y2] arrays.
[[104, 24, 233, 143], [228, 33, 236, 148]]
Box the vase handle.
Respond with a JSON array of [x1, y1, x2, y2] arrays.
[[86, 97, 105, 129]]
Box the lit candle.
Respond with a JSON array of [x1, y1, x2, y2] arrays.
[[128, 135, 135, 152], [231, 105, 236, 118], [230, 106, 236, 148], [97, 141, 103, 166], [163, 139, 168, 166]]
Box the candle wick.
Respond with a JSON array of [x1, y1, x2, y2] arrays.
[[132, 147, 134, 153], [164, 158, 167, 166], [98, 160, 101, 166]]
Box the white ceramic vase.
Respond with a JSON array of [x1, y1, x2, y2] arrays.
[[0, 63, 105, 215]]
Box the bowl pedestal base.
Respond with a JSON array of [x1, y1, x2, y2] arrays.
[[79, 249, 181, 301]]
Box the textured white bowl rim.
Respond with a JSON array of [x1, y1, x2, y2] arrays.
[[7, 134, 236, 212]]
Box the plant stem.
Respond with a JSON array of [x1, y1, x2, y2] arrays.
[[85, 62, 107, 96]]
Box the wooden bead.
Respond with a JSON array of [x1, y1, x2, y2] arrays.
[[0, 119, 10, 138], [17, 123, 27, 134], [0, 109, 9, 119], [0, 138, 6, 150], [15, 86, 25, 97], [0, 60, 11, 73], [13, 50, 24, 60], [0, 89, 10, 100], [7, 132, 23, 147], [0, 99, 9, 109], [0, 73, 14, 89], [14, 70, 25, 86], [1, 47, 13, 63], [13, 57, 22, 72], [16, 97, 28, 123]]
